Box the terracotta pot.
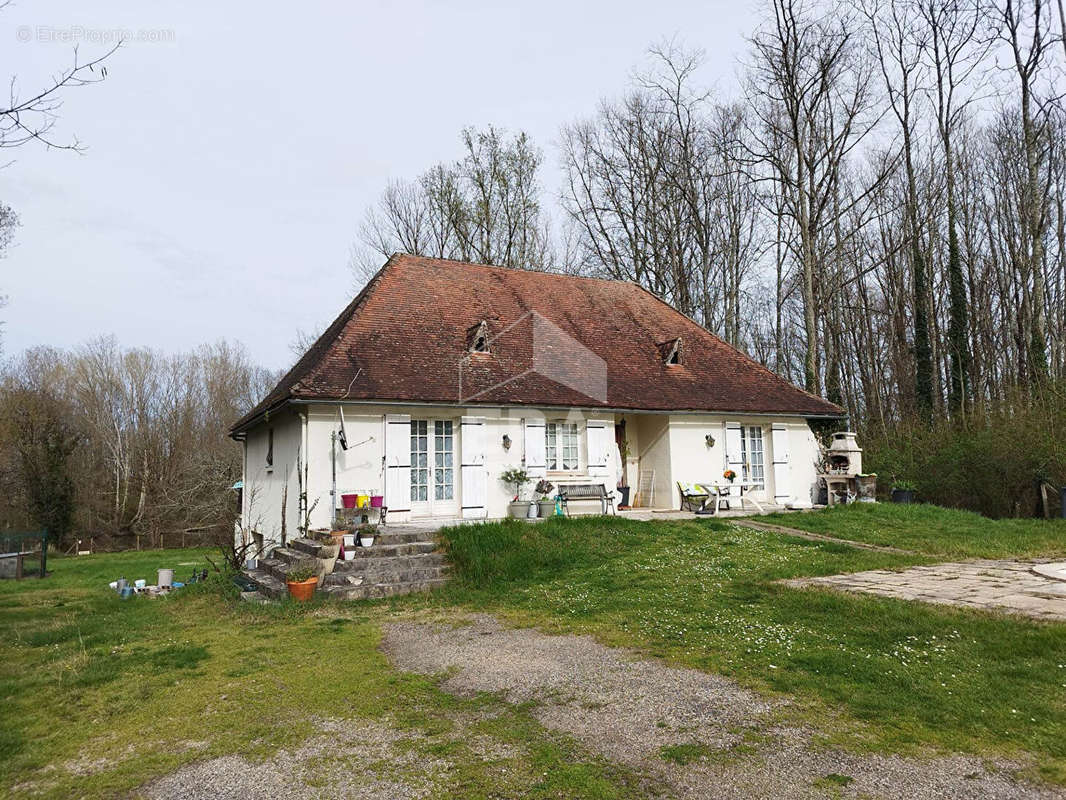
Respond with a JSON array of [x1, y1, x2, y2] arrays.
[[286, 576, 318, 602]]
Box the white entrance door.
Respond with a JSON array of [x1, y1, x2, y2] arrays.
[[410, 419, 458, 517]]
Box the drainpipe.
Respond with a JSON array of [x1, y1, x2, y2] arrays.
[[330, 430, 337, 529]]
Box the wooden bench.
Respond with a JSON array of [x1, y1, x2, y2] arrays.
[[558, 484, 615, 516]]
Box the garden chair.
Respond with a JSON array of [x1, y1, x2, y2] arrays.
[[677, 482, 711, 512]]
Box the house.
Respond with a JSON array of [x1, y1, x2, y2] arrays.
[[229, 253, 844, 543]]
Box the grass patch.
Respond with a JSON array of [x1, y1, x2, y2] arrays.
[[659, 742, 713, 765], [431, 513, 1066, 778], [760, 503, 1066, 559], [0, 548, 651, 799]]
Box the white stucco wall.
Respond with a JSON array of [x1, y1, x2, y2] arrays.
[[665, 415, 821, 509], [240, 403, 821, 528], [243, 404, 621, 528], [241, 408, 303, 547], [632, 414, 672, 509]]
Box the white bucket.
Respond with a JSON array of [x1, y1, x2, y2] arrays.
[[157, 568, 174, 588], [344, 548, 358, 561], [134, 579, 147, 589], [343, 534, 355, 547]]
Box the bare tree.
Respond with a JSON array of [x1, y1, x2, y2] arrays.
[[745, 0, 885, 393], [354, 126, 554, 282]]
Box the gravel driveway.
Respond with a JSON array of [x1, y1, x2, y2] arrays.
[[382, 614, 1061, 800]]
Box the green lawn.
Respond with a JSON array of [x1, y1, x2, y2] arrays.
[[432, 512, 1066, 781], [760, 502, 1066, 559], [0, 548, 647, 799], [3, 506, 1065, 796]]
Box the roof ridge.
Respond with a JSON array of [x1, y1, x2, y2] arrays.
[[392, 252, 641, 288]]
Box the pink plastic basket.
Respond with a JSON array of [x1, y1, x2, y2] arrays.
[[370, 495, 384, 508], [341, 494, 358, 509]]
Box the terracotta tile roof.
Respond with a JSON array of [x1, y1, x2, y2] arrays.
[[230, 254, 843, 434]]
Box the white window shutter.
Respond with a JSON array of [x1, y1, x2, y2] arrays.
[[724, 421, 743, 498], [384, 414, 411, 512], [587, 420, 609, 477], [460, 416, 487, 519], [524, 419, 546, 478], [771, 423, 791, 504]]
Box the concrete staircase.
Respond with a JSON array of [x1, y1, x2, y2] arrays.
[[242, 528, 450, 601]]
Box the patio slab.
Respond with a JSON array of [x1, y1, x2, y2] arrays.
[[784, 559, 1066, 622]]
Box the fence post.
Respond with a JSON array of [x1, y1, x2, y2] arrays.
[[40, 529, 48, 578]]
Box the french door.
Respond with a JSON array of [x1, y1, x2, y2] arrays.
[[739, 425, 766, 492], [410, 419, 457, 517]]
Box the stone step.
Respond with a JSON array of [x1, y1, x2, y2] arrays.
[[317, 577, 449, 601], [338, 541, 437, 559], [369, 530, 429, 545], [270, 547, 319, 567], [289, 537, 322, 556], [323, 564, 451, 587], [332, 552, 447, 573], [242, 568, 287, 600]]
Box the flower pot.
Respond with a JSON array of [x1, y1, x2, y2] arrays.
[[359, 536, 375, 548], [341, 493, 358, 509], [370, 494, 384, 508], [286, 576, 318, 602], [330, 531, 346, 549], [537, 499, 556, 517], [617, 486, 631, 508], [508, 501, 527, 518], [891, 488, 915, 504], [317, 543, 340, 575]]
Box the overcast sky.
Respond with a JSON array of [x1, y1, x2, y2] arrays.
[[1, 0, 757, 371]]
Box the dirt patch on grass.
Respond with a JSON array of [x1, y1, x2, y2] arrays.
[[140, 718, 445, 800], [382, 614, 1062, 800]]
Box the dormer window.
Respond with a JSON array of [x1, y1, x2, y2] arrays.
[[467, 320, 490, 353], [659, 337, 683, 366]]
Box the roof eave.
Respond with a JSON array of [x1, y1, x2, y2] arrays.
[[283, 396, 845, 419]]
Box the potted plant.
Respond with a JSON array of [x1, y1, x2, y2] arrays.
[[891, 479, 916, 504], [535, 479, 555, 517], [357, 523, 378, 547], [617, 436, 631, 509], [285, 565, 318, 602], [723, 469, 737, 483], [317, 537, 340, 573], [500, 467, 531, 518]]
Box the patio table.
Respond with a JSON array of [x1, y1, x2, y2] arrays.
[[698, 481, 766, 515]]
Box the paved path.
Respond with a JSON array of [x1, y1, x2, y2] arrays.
[[785, 560, 1066, 621]]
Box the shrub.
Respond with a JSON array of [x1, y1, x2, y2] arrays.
[[861, 384, 1066, 518]]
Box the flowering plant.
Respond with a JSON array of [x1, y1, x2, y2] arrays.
[[534, 479, 554, 499], [723, 469, 737, 482]]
